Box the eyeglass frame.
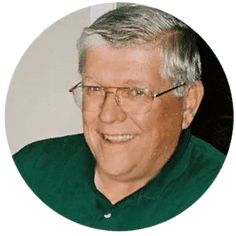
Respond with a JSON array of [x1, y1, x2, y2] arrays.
[[69, 81, 186, 100], [69, 81, 186, 114]]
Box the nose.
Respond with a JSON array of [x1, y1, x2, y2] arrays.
[[99, 92, 127, 124]]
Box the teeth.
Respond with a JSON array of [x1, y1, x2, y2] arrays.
[[103, 134, 134, 142]]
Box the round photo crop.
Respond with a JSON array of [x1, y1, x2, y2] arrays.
[[5, 3, 233, 231]]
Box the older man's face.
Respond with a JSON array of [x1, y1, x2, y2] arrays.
[[82, 46, 187, 181]]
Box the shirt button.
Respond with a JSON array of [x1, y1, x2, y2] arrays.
[[104, 213, 112, 218]]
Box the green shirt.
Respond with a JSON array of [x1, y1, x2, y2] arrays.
[[13, 130, 225, 231]]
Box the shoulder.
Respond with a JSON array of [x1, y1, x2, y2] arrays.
[[159, 135, 226, 212], [188, 135, 225, 168], [14, 133, 87, 163], [13, 133, 93, 183], [12, 134, 94, 208], [178, 134, 225, 195], [14, 133, 87, 156]]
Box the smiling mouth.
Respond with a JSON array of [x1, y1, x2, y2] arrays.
[[102, 134, 135, 143]]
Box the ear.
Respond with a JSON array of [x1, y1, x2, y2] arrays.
[[181, 80, 204, 129]]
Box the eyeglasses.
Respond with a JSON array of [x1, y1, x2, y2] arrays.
[[69, 82, 186, 114]]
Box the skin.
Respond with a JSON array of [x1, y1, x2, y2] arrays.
[[82, 46, 203, 204]]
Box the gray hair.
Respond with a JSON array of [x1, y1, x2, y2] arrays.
[[78, 4, 201, 96]]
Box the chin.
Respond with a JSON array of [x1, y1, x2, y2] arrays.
[[97, 158, 133, 179]]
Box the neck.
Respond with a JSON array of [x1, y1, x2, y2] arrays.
[[94, 167, 156, 205]]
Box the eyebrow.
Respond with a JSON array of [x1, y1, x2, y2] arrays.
[[125, 79, 149, 88], [82, 76, 150, 88], [82, 76, 101, 85]]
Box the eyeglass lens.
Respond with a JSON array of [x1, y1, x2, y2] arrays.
[[72, 86, 153, 114]]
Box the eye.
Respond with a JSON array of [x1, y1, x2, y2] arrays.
[[129, 88, 146, 96], [88, 86, 102, 91], [84, 86, 104, 95]]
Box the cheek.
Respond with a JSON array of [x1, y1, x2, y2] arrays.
[[82, 112, 100, 146], [83, 111, 98, 129], [142, 100, 183, 147], [158, 98, 183, 127]]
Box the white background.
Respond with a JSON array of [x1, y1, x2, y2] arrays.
[[0, 0, 236, 235]]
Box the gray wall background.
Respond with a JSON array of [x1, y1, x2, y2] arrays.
[[6, 3, 118, 154]]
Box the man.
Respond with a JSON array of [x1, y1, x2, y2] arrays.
[[14, 4, 225, 230]]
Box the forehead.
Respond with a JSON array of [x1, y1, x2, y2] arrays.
[[83, 46, 167, 87]]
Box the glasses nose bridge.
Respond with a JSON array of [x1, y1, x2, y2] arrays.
[[103, 87, 121, 106]]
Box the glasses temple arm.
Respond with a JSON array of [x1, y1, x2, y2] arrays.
[[153, 83, 186, 98], [69, 82, 82, 92]]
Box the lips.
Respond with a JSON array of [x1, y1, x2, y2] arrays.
[[102, 134, 135, 143]]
